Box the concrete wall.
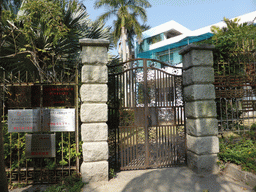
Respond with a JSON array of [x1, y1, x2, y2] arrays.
[[179, 44, 219, 175]]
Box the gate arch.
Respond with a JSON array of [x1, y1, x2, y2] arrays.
[[108, 58, 186, 170]]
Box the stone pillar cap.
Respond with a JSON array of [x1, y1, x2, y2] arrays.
[[179, 44, 215, 55], [79, 38, 110, 48]]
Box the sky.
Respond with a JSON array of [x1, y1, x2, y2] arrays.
[[82, 0, 256, 55]]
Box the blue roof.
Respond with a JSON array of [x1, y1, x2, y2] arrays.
[[137, 33, 213, 58]]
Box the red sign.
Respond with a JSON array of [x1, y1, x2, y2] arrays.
[[43, 85, 75, 107]]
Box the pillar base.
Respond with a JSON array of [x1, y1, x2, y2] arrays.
[[187, 151, 219, 175], [81, 161, 108, 183]]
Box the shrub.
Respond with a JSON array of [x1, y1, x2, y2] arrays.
[[219, 134, 256, 174]]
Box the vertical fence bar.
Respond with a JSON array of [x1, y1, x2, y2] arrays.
[[143, 59, 149, 168], [61, 132, 64, 178], [75, 67, 79, 173], [69, 132, 71, 176]]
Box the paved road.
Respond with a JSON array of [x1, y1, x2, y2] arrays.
[[83, 166, 254, 192]]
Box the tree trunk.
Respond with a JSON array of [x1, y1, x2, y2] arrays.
[[121, 27, 127, 62]]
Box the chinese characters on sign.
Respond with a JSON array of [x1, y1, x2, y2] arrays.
[[8, 109, 41, 132], [42, 109, 75, 132], [8, 108, 75, 132], [43, 85, 75, 107], [25, 134, 56, 158]]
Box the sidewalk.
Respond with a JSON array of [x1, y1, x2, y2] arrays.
[[82, 166, 254, 192]]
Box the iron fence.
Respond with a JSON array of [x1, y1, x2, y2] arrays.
[[214, 51, 256, 134], [1, 68, 81, 185]]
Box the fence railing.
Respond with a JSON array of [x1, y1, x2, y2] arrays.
[[214, 51, 256, 133], [1, 69, 81, 185]]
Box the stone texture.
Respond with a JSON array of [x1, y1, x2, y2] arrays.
[[81, 45, 109, 64], [182, 50, 214, 70], [81, 65, 108, 83], [185, 100, 217, 118], [184, 84, 215, 101], [82, 142, 108, 162], [186, 118, 218, 136], [79, 38, 110, 47], [81, 103, 107, 122], [80, 84, 107, 102], [187, 151, 219, 175], [81, 161, 108, 183], [80, 38, 109, 183], [81, 123, 108, 142], [187, 135, 219, 155], [225, 163, 256, 188], [179, 44, 215, 70], [183, 67, 214, 86]]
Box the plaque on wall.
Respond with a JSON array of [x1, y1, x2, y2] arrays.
[[25, 134, 56, 158], [42, 108, 75, 132], [8, 109, 41, 132], [7, 86, 40, 108], [43, 85, 75, 107]]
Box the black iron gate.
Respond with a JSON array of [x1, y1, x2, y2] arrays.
[[108, 59, 186, 170]]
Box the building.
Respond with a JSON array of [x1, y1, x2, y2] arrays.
[[135, 11, 256, 66]]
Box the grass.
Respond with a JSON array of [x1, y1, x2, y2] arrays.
[[218, 130, 256, 174], [45, 173, 84, 192]]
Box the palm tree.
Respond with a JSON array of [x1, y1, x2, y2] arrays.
[[0, 0, 111, 81], [95, 0, 151, 62]]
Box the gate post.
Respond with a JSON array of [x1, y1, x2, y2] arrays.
[[79, 38, 110, 183], [179, 44, 219, 175]]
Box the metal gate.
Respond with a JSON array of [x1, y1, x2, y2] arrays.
[[108, 59, 186, 170]]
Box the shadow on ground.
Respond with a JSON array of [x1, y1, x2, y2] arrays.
[[83, 166, 252, 192]]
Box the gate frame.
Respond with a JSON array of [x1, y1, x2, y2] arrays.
[[108, 57, 186, 171]]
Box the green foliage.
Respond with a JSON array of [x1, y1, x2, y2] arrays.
[[45, 172, 84, 192], [20, 0, 69, 46], [1, 0, 110, 81], [2, 116, 82, 172], [250, 123, 256, 131], [95, 0, 151, 59], [219, 134, 256, 174], [200, 17, 256, 75], [109, 168, 116, 179]]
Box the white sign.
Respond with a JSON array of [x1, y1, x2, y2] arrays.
[[8, 109, 41, 132], [42, 108, 75, 132]]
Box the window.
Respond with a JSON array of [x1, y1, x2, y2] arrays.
[[156, 50, 173, 67], [151, 34, 162, 44], [165, 29, 182, 39]]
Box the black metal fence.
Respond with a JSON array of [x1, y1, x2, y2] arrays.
[[1, 69, 81, 185], [214, 51, 256, 133]]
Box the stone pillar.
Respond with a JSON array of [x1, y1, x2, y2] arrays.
[[179, 44, 219, 175], [79, 38, 110, 183]]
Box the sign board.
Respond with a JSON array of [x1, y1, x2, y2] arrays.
[[25, 134, 56, 158], [43, 85, 75, 107], [7, 86, 40, 108], [8, 109, 41, 132], [42, 108, 75, 132]]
